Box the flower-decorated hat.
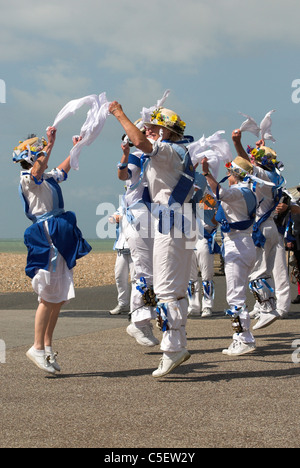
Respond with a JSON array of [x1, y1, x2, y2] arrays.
[[145, 107, 186, 137], [13, 136, 47, 165], [247, 145, 284, 172], [225, 156, 254, 179]]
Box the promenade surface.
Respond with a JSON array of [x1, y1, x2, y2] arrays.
[[0, 278, 299, 448]]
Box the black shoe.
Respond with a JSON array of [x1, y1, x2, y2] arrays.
[[292, 295, 300, 304]]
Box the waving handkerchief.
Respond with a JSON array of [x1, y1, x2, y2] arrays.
[[50, 93, 110, 170], [239, 110, 276, 142], [239, 112, 260, 137], [187, 131, 233, 179], [260, 110, 276, 142]]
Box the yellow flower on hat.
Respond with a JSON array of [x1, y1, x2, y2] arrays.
[[149, 107, 186, 137]]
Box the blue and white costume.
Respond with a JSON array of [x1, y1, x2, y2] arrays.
[[215, 178, 257, 349], [110, 209, 134, 312], [121, 152, 156, 331], [249, 165, 283, 328], [145, 138, 196, 354], [188, 195, 219, 317], [19, 167, 91, 303]]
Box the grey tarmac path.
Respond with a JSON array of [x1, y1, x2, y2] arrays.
[[0, 278, 300, 448]]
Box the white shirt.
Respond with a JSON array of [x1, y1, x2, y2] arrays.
[[253, 166, 276, 220], [124, 151, 145, 207], [145, 140, 194, 205], [218, 182, 254, 235], [20, 168, 66, 219]]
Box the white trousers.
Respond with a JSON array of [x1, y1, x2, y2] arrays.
[[114, 251, 135, 307], [125, 208, 156, 324], [224, 232, 256, 344], [273, 234, 291, 314], [153, 226, 194, 353], [249, 219, 278, 285], [189, 238, 215, 312]]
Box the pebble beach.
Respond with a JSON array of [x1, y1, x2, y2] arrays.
[[0, 252, 117, 294]]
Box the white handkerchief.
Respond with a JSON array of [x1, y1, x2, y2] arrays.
[[239, 110, 276, 142], [239, 112, 261, 137], [260, 110, 276, 143], [50, 93, 110, 170], [187, 131, 232, 179]]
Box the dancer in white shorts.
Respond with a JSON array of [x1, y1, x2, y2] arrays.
[[13, 128, 91, 374]]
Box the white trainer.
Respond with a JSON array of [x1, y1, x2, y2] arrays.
[[201, 308, 212, 318], [47, 352, 61, 372], [222, 340, 256, 356], [188, 309, 201, 317], [253, 311, 280, 330], [126, 323, 159, 347], [152, 349, 191, 378], [110, 304, 130, 315], [26, 347, 56, 375], [249, 308, 260, 319]]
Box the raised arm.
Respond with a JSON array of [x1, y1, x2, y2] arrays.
[[201, 157, 220, 196], [31, 126, 56, 181], [232, 129, 250, 161], [118, 142, 130, 181], [109, 101, 153, 155]]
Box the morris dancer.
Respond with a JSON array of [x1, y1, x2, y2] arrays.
[[117, 132, 158, 347], [188, 192, 220, 318], [13, 128, 91, 374], [232, 128, 285, 330], [201, 156, 257, 356], [109, 210, 134, 316], [110, 101, 196, 377]]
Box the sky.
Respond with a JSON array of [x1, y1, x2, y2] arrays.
[[1, 0, 300, 239]]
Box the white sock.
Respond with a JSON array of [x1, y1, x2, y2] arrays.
[[32, 347, 45, 356], [45, 346, 53, 355]]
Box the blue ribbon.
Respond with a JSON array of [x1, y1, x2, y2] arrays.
[[156, 302, 169, 332]]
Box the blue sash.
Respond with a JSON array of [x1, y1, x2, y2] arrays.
[[149, 140, 196, 234], [24, 211, 92, 279], [19, 173, 91, 278], [252, 170, 284, 248], [215, 179, 257, 233]]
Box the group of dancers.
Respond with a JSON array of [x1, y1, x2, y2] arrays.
[[13, 95, 300, 377]]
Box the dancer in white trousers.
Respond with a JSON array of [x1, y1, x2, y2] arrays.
[[109, 211, 134, 315], [110, 101, 195, 377], [232, 129, 286, 330], [201, 155, 257, 356], [188, 193, 219, 317], [117, 135, 158, 347]]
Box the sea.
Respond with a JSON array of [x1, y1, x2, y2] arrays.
[[0, 239, 114, 254]]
